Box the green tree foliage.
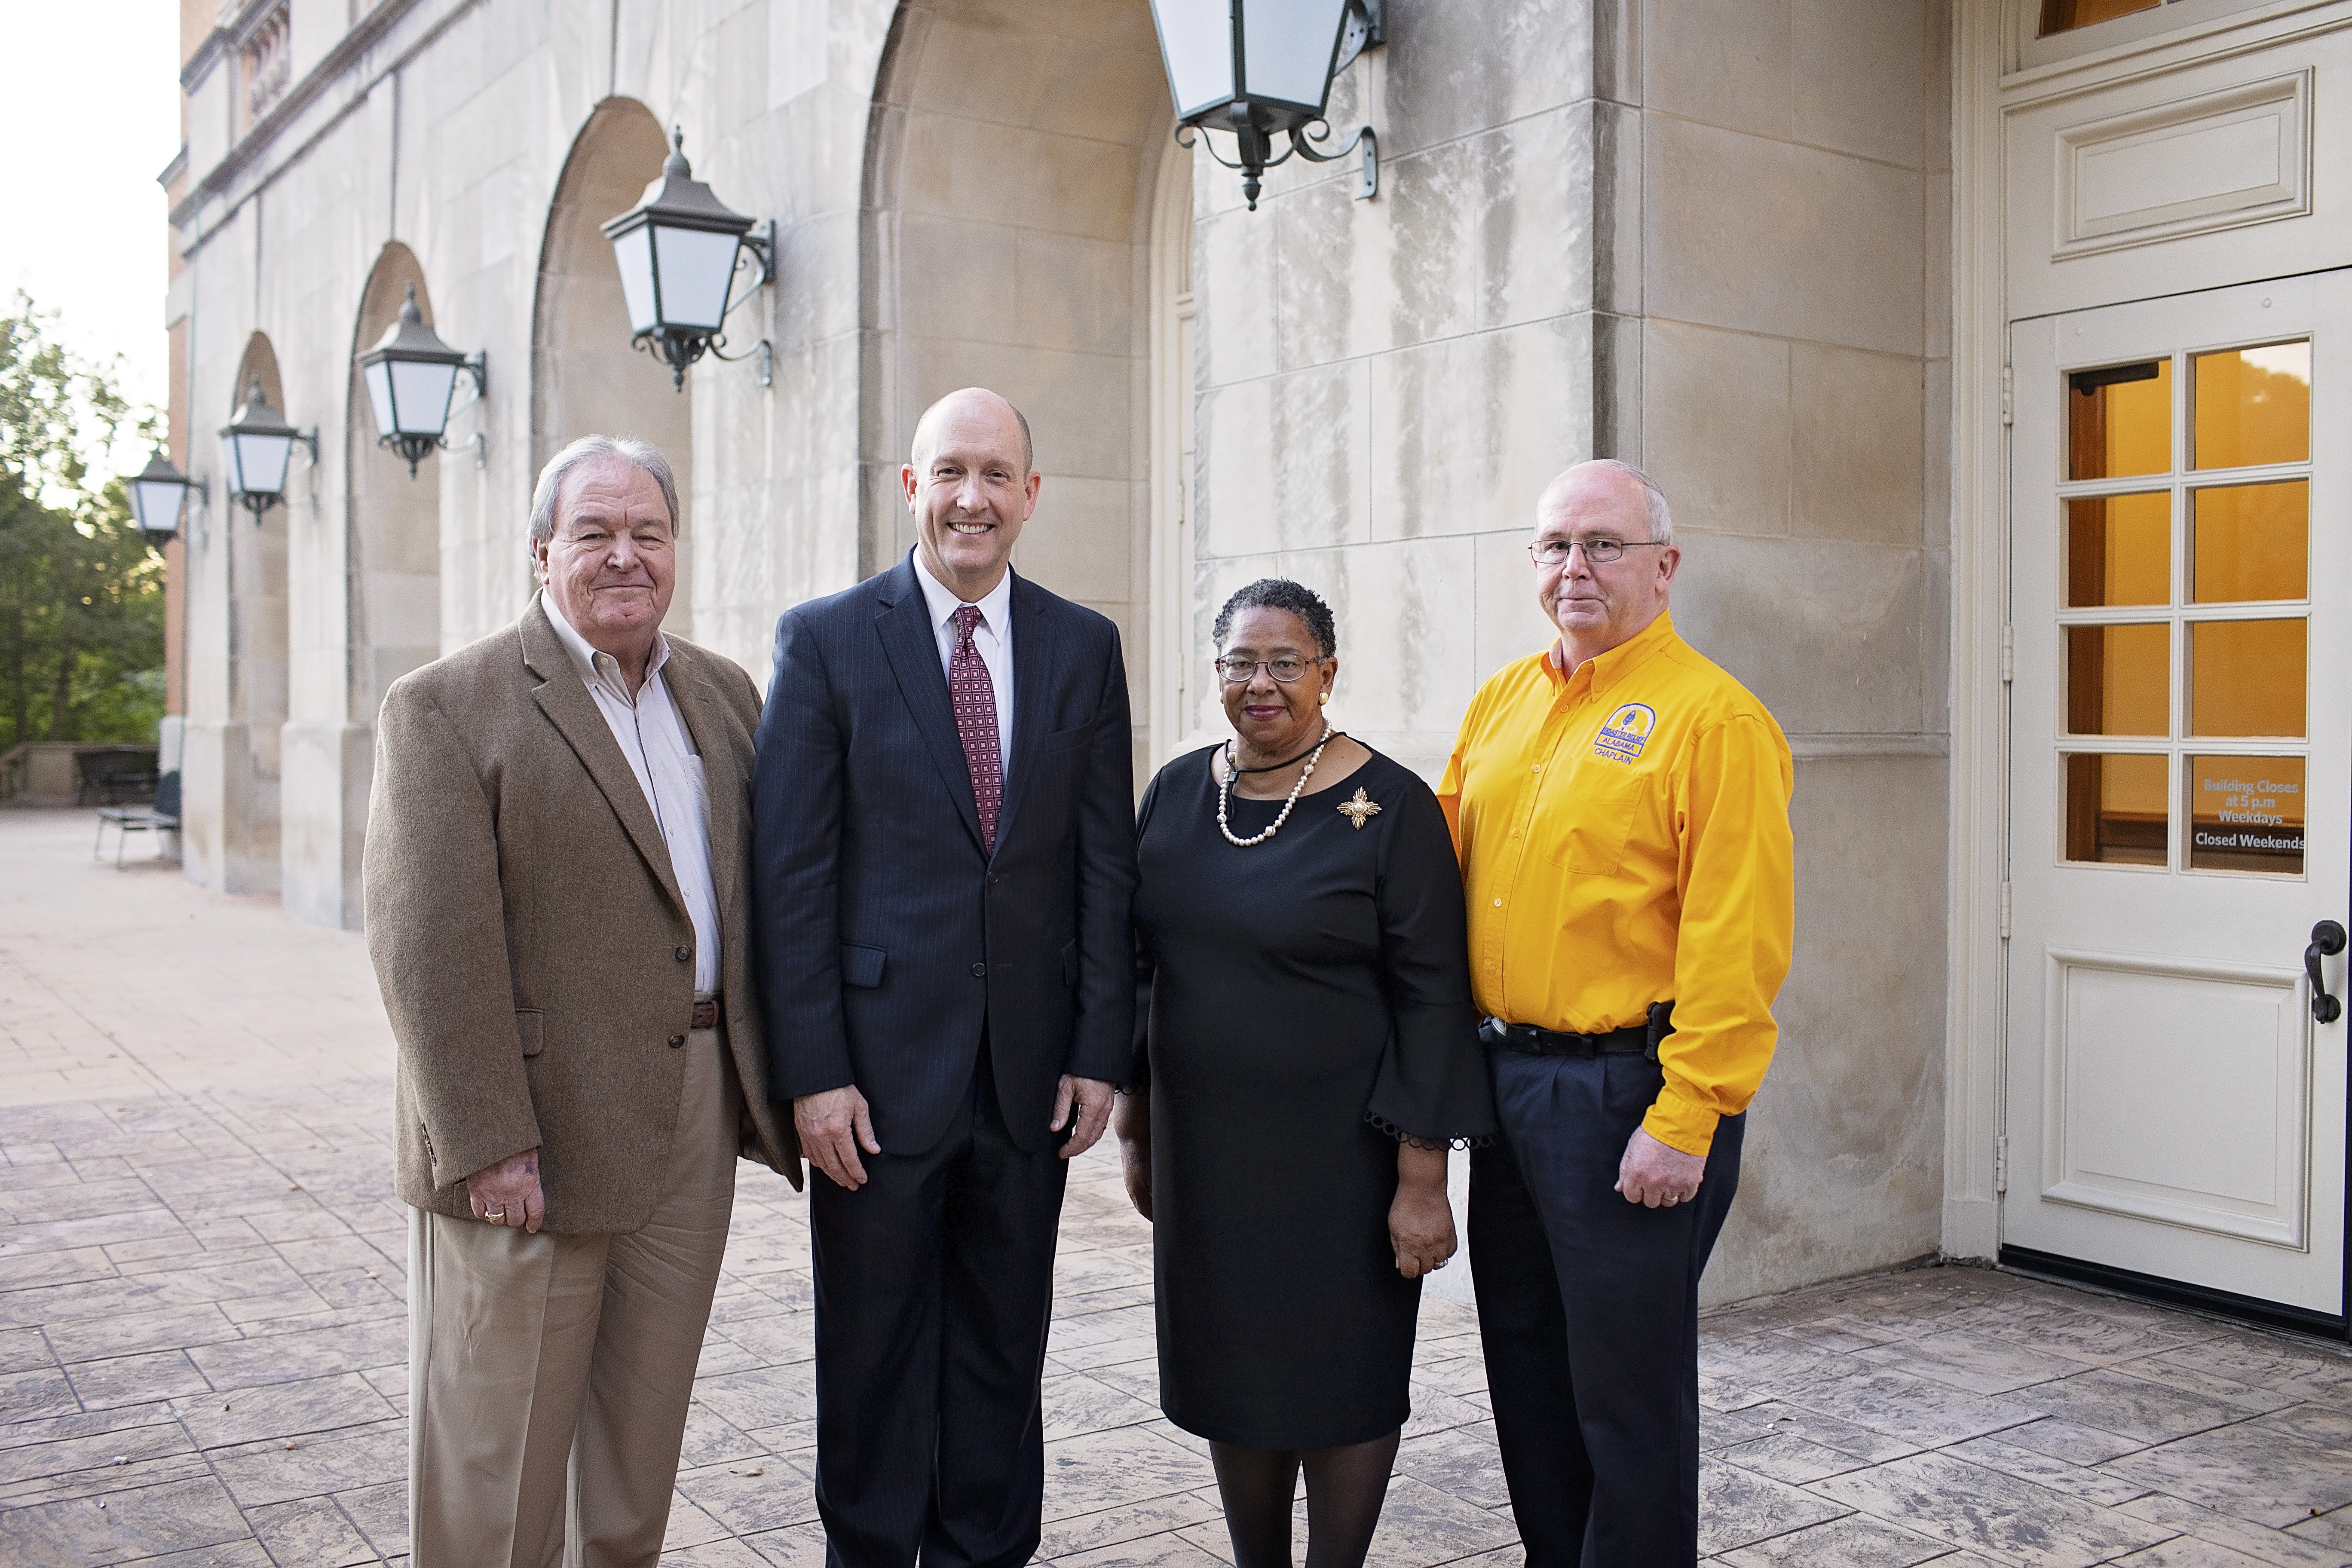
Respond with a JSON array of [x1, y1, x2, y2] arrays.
[[0, 293, 165, 750]]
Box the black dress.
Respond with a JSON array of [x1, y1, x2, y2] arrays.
[[1132, 744, 1494, 1450]]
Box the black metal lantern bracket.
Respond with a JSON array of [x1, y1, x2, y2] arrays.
[[395, 358, 488, 476], [699, 220, 776, 391], [1176, 0, 1384, 212]]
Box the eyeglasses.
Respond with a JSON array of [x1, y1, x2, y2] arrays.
[[1528, 537, 1664, 567], [1213, 655, 1324, 684]]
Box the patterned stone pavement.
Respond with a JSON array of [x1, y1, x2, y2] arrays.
[[6, 808, 2352, 1567]]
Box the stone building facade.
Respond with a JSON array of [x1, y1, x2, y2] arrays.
[[159, 0, 2352, 1328]]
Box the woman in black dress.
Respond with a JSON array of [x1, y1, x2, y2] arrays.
[[1113, 579, 1493, 1568]]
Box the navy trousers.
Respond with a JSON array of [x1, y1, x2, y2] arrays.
[[1469, 1049, 1745, 1568], [808, 1043, 1070, 1568]]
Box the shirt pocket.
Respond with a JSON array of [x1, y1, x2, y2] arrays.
[[1541, 763, 1650, 877]]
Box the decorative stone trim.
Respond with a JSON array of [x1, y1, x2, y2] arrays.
[[239, 3, 293, 126]]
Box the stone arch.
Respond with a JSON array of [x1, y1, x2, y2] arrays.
[[532, 97, 695, 635], [224, 330, 289, 892], [346, 243, 442, 724], [862, 0, 1179, 769]]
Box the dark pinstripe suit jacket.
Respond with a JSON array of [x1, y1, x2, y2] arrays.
[[749, 556, 1138, 1156]]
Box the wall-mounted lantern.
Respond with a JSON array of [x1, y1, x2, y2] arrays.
[[217, 376, 317, 522], [356, 285, 487, 477], [1150, 0, 1383, 211], [601, 128, 774, 391], [126, 449, 205, 544]]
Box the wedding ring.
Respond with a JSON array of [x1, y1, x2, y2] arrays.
[[485, 1208, 506, 1220]]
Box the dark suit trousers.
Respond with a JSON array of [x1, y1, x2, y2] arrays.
[[1468, 1050, 1745, 1568], [808, 1041, 1070, 1568]]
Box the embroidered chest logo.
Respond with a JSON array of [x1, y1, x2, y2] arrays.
[[1595, 702, 1657, 763]]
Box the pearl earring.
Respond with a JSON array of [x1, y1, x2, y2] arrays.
[[1319, 692, 1330, 705]]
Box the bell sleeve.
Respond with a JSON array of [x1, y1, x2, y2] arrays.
[[1126, 766, 1166, 1096], [1364, 771, 1496, 1149]]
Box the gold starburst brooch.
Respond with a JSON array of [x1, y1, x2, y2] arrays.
[[1336, 787, 1382, 829]]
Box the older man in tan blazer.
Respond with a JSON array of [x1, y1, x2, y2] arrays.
[[364, 435, 799, 1568]]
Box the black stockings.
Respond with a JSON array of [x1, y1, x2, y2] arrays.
[[1209, 1430, 1402, 1568]]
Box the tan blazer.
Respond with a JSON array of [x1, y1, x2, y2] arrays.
[[364, 596, 801, 1233]]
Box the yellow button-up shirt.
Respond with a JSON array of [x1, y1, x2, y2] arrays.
[[1437, 611, 1794, 1156]]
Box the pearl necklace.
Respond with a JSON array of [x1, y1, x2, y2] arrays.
[[1217, 726, 1335, 848]]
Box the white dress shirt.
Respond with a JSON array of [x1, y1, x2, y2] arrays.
[[543, 596, 722, 994], [912, 550, 1015, 766]]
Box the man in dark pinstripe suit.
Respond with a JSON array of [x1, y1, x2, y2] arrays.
[[751, 388, 1139, 1568]]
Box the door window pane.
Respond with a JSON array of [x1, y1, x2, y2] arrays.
[[2189, 619, 2306, 737], [2193, 341, 2310, 469], [2065, 624, 2170, 735], [2040, 0, 2160, 34], [2066, 493, 2169, 607], [2192, 481, 2308, 603], [2064, 753, 2168, 864], [2069, 359, 2171, 480], [2187, 756, 2306, 874]]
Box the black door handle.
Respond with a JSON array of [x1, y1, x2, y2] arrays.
[[2308, 921, 2346, 1023]]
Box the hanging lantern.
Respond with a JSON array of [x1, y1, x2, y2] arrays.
[[1150, 0, 1383, 211], [355, 284, 487, 478]]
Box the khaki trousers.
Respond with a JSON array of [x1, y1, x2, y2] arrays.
[[407, 1022, 741, 1568]]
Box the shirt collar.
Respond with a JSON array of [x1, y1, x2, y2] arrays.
[[1546, 609, 1676, 695], [542, 590, 669, 698], [911, 548, 1015, 638]]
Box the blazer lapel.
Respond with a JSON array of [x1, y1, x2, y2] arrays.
[[994, 574, 1057, 845], [873, 559, 986, 852], [666, 653, 743, 910], [521, 597, 687, 914]]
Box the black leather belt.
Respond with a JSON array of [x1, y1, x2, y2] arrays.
[[1483, 1001, 1675, 1061]]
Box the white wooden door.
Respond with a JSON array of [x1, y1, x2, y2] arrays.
[[2006, 273, 2349, 1320]]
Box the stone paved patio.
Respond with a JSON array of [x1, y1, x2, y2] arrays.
[[6, 808, 2352, 1567]]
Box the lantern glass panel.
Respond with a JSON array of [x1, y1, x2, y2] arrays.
[[217, 434, 243, 495], [363, 361, 398, 437], [1150, 0, 1235, 118], [652, 226, 742, 331], [232, 430, 294, 497], [1239, 0, 1348, 112], [390, 360, 460, 438], [611, 225, 659, 333], [130, 478, 184, 537]]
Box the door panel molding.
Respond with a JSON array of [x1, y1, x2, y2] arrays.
[[2040, 946, 2309, 1245], [2054, 70, 2309, 258]]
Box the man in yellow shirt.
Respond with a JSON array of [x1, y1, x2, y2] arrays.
[[1439, 460, 1793, 1566]]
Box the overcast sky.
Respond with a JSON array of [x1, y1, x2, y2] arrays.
[[0, 0, 182, 422]]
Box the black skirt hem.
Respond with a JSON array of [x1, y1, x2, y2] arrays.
[[1162, 1399, 1412, 1454]]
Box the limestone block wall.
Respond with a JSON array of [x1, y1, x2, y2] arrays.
[[1187, 3, 1605, 774], [1625, 0, 1954, 1302]]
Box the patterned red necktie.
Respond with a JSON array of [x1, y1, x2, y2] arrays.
[[949, 604, 1003, 853]]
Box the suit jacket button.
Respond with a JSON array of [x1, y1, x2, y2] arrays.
[[668, 1033, 686, 1048], [971, 962, 987, 978], [675, 946, 692, 962], [987, 873, 1002, 885]]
